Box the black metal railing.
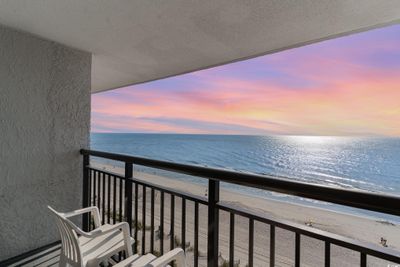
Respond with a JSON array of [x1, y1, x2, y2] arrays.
[[80, 149, 400, 267]]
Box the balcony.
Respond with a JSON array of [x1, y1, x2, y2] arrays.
[[3, 149, 400, 267], [1, 1, 400, 266]]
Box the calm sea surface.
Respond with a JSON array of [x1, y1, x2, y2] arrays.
[[91, 133, 400, 220]]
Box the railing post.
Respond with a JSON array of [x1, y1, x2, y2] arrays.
[[124, 162, 133, 236], [82, 153, 90, 231], [207, 180, 220, 267]]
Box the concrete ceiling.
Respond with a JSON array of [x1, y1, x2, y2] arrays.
[[0, 1, 399, 93]]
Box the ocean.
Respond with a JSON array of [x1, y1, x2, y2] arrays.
[[91, 133, 400, 221]]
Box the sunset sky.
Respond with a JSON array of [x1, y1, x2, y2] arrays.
[[92, 25, 400, 136]]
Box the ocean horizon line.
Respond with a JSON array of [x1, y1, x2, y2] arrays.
[[91, 132, 399, 139]]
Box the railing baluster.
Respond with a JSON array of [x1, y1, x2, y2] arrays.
[[89, 170, 93, 230], [160, 191, 165, 255], [93, 170, 96, 207], [119, 176, 123, 222], [248, 218, 254, 267], [91, 170, 95, 230], [102, 172, 106, 223], [97, 171, 101, 209], [229, 213, 235, 267], [361, 253, 367, 267], [124, 163, 133, 231], [82, 154, 90, 231], [113, 175, 117, 223], [107, 174, 111, 224], [194, 202, 199, 267], [181, 198, 186, 250], [208, 180, 220, 267], [92, 170, 96, 207], [170, 194, 175, 250], [142, 185, 146, 255], [150, 188, 155, 253], [134, 183, 139, 254], [295, 232, 301, 267], [270, 225, 275, 267], [325, 241, 330, 267]]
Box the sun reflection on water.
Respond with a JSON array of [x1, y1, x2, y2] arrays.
[[283, 135, 351, 146]]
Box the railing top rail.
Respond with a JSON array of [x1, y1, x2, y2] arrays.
[[81, 149, 400, 216]]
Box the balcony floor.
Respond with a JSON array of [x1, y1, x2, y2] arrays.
[[4, 243, 61, 267]]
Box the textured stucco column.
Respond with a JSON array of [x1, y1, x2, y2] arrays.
[[0, 24, 91, 260]]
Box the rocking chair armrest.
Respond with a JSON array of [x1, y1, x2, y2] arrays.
[[148, 248, 186, 267], [63, 206, 101, 228]]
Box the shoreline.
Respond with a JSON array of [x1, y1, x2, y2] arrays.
[[93, 162, 400, 266], [107, 161, 400, 224]]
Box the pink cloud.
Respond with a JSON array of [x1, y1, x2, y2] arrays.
[[92, 25, 400, 136]]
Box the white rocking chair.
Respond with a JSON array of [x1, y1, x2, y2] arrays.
[[48, 206, 134, 267]]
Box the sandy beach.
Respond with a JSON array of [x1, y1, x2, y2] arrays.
[[93, 163, 400, 267]]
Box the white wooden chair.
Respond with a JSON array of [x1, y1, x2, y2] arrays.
[[48, 206, 134, 267]]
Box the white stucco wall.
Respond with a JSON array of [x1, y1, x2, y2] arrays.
[[0, 24, 91, 260]]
